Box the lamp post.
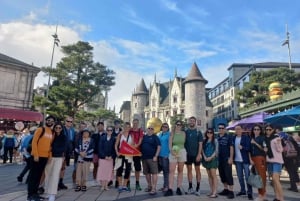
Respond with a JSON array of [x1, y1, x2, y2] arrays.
[[43, 25, 60, 125], [282, 24, 292, 70]]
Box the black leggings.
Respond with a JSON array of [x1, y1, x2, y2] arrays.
[[116, 156, 132, 179]]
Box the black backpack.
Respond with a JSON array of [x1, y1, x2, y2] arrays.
[[26, 127, 45, 153]]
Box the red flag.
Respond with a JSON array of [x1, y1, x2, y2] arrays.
[[119, 141, 141, 156]]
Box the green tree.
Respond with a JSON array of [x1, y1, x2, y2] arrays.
[[34, 41, 115, 119], [236, 67, 300, 107]]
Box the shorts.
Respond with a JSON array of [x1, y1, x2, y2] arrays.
[[267, 162, 282, 174], [133, 156, 142, 171], [142, 159, 159, 174], [169, 148, 186, 163], [185, 155, 201, 166]]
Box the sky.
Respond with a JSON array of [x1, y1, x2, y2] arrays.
[[1, 0, 300, 112]]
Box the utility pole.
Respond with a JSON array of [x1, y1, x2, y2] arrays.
[[282, 24, 292, 70], [43, 25, 60, 125]]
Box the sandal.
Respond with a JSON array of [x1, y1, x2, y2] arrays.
[[75, 185, 81, 192], [144, 186, 152, 192], [81, 186, 87, 191], [149, 189, 157, 195], [209, 194, 218, 198]]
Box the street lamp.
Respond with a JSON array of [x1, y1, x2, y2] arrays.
[[43, 25, 60, 125]]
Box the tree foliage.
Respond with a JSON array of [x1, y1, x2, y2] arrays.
[[34, 41, 115, 119], [236, 67, 300, 107]]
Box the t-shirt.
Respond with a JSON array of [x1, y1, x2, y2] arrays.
[[218, 133, 233, 162], [173, 132, 185, 149], [129, 128, 144, 149], [185, 128, 203, 156], [234, 136, 243, 162], [141, 134, 161, 160]]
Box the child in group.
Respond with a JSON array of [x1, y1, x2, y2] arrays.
[[74, 129, 94, 192]]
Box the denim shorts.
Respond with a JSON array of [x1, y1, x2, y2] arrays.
[[267, 162, 282, 174]]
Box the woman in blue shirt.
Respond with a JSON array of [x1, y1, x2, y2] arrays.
[[157, 123, 170, 192]]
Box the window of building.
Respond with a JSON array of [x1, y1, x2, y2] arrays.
[[135, 103, 137, 108], [152, 111, 156, 117], [152, 98, 156, 107], [173, 95, 178, 103], [206, 110, 208, 117], [173, 109, 177, 115], [181, 109, 184, 114], [166, 111, 169, 117]]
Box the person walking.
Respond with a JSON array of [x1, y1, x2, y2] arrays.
[[141, 125, 161, 195], [27, 115, 55, 201], [185, 116, 203, 196], [202, 128, 218, 198], [164, 120, 186, 196], [2, 129, 17, 164], [44, 123, 68, 201], [157, 123, 170, 192], [249, 124, 267, 201], [97, 126, 116, 190], [217, 123, 235, 199], [233, 125, 253, 200]]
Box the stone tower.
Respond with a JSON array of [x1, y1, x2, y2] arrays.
[[131, 78, 148, 128], [183, 62, 208, 131]]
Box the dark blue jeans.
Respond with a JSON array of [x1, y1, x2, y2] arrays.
[[235, 161, 252, 194], [158, 156, 169, 188]]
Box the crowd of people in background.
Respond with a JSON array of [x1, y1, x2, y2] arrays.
[[0, 116, 299, 201]]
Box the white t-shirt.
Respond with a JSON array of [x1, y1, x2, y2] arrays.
[[234, 136, 243, 162]]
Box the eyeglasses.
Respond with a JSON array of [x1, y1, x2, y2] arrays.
[[66, 120, 73, 123], [218, 127, 225, 129], [148, 127, 154, 130], [265, 128, 272, 131], [55, 127, 62, 130], [253, 128, 261, 131], [107, 129, 113, 132], [176, 124, 182, 126]]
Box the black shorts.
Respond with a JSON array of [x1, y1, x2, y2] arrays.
[[185, 155, 201, 166], [133, 156, 142, 171]]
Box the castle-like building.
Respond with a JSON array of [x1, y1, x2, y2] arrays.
[[120, 62, 213, 131]]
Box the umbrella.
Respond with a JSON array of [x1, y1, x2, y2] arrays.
[[264, 105, 300, 127], [226, 112, 269, 130]]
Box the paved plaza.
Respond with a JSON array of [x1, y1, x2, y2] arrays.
[[0, 161, 299, 201]]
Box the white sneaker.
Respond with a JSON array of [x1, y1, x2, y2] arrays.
[[187, 187, 195, 194], [195, 189, 200, 196], [48, 194, 55, 201]]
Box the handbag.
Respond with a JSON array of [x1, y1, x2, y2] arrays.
[[247, 167, 263, 188]]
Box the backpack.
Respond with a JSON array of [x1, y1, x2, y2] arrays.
[[283, 137, 298, 158], [4, 137, 15, 148], [26, 127, 45, 153]]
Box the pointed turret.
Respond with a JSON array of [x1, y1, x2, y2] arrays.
[[133, 78, 148, 95], [183, 62, 207, 84]]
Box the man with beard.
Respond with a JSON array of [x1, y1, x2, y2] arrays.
[[27, 115, 55, 201], [185, 116, 203, 196]]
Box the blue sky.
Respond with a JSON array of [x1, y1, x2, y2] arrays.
[[1, 0, 300, 111]]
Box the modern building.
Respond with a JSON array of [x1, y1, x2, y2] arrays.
[[208, 62, 300, 122], [120, 62, 213, 132]]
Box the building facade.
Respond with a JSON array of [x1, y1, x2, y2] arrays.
[[120, 62, 213, 132], [208, 62, 300, 122]]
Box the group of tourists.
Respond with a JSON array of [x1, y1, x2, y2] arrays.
[[3, 115, 299, 201]]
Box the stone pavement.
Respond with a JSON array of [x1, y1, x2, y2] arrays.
[[0, 161, 299, 201]]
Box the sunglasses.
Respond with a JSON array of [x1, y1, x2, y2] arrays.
[[265, 128, 272, 131], [148, 127, 154, 130], [218, 127, 225, 129], [47, 120, 54, 123], [176, 124, 182, 126], [55, 127, 62, 130], [107, 129, 113, 132], [207, 131, 213, 134], [66, 120, 73, 123], [162, 125, 169, 128], [253, 128, 261, 131]]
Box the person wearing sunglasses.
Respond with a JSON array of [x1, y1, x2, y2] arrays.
[[264, 124, 284, 201], [157, 123, 171, 192], [202, 128, 218, 198], [217, 123, 234, 199], [164, 120, 186, 196], [44, 122, 68, 201], [249, 124, 267, 201], [97, 126, 116, 191], [140, 125, 161, 195]]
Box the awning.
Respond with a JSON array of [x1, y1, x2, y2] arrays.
[[0, 108, 43, 121]]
